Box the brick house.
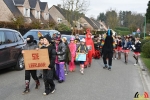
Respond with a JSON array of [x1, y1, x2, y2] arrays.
[[0, 0, 49, 23], [49, 5, 69, 26]]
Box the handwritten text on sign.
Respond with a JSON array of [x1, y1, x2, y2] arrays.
[[23, 49, 50, 70]]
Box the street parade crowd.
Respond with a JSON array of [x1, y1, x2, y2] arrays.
[[22, 29, 141, 96]]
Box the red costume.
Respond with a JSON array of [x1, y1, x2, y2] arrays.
[[84, 29, 95, 67]]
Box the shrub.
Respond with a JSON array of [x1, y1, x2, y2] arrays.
[[142, 41, 150, 58], [141, 39, 150, 49]]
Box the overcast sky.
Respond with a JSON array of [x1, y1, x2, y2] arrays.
[[42, 0, 148, 18]]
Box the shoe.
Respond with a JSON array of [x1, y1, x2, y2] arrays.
[[115, 58, 117, 60], [103, 66, 107, 69], [43, 92, 50, 96], [58, 80, 64, 83], [84, 66, 87, 68], [23, 88, 30, 94], [88, 64, 91, 67], [81, 71, 84, 74], [50, 88, 55, 94], [108, 67, 111, 71], [38, 74, 42, 79], [134, 63, 137, 66]]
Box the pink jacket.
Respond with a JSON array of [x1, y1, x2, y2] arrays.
[[69, 42, 76, 58]]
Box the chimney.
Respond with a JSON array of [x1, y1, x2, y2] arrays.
[[57, 4, 61, 8]]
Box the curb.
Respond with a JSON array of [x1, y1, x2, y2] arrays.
[[138, 57, 150, 93]]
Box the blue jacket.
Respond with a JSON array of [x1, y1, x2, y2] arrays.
[[122, 41, 132, 49]]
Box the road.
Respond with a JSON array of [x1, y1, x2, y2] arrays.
[[0, 53, 148, 100]]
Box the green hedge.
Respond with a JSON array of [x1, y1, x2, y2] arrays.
[[115, 27, 130, 31], [142, 41, 150, 58]]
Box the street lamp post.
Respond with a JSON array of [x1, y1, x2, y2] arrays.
[[144, 16, 146, 39]]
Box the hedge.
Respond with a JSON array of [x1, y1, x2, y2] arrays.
[[142, 41, 150, 58]]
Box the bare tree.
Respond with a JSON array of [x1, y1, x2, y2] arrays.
[[62, 0, 89, 34]]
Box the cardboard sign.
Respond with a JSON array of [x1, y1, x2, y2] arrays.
[[23, 49, 50, 70], [75, 53, 86, 61]]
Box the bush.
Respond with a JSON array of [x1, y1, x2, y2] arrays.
[[141, 39, 150, 49], [142, 41, 150, 58]]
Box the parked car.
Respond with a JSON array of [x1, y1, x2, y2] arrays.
[[0, 28, 25, 70], [23, 29, 60, 44], [79, 35, 85, 39]]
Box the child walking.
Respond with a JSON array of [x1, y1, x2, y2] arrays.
[[76, 38, 88, 74], [122, 37, 132, 64], [22, 35, 40, 94], [132, 37, 141, 66], [68, 37, 76, 72], [42, 35, 56, 95]]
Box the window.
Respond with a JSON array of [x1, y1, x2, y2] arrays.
[[24, 8, 30, 17], [0, 31, 5, 45], [57, 18, 62, 23], [35, 11, 40, 19], [14, 32, 21, 42], [5, 31, 15, 43], [44, 13, 49, 20]]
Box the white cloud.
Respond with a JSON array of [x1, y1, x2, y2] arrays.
[[42, 0, 148, 18]]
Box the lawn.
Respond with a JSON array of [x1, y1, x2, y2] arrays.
[[141, 53, 150, 71]]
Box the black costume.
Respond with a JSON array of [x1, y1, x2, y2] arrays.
[[102, 30, 114, 71]]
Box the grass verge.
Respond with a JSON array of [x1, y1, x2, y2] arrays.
[[141, 53, 150, 71]]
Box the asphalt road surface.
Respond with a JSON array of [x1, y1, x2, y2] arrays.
[[0, 53, 148, 100]]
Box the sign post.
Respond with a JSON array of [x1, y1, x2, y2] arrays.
[[23, 49, 50, 70]]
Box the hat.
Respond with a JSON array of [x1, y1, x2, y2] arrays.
[[70, 37, 75, 41], [27, 35, 34, 43], [55, 37, 61, 41], [44, 34, 52, 43], [106, 29, 112, 36], [80, 38, 85, 42]]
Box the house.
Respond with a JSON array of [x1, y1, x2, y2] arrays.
[[49, 5, 69, 26], [39, 2, 49, 22], [0, 0, 49, 23], [79, 16, 99, 31], [99, 21, 108, 31]]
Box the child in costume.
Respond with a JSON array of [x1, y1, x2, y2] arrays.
[[122, 37, 132, 64], [68, 37, 76, 72], [131, 37, 141, 66], [84, 29, 95, 67], [117, 36, 122, 60], [76, 38, 88, 74]]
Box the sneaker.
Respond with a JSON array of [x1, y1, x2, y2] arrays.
[[35, 83, 40, 89], [43, 92, 47, 96], [81, 70, 84, 75], [50, 89, 55, 94], [103, 66, 107, 69], [23, 88, 30, 94], [134, 63, 137, 66], [115, 58, 117, 60], [108, 67, 111, 71], [58, 80, 64, 83]]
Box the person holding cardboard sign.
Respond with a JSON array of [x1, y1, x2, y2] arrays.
[[41, 35, 56, 96], [22, 35, 40, 94]]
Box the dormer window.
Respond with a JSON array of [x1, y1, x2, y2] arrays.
[[44, 13, 49, 20], [57, 18, 62, 23], [35, 11, 40, 19], [24, 8, 30, 17]]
